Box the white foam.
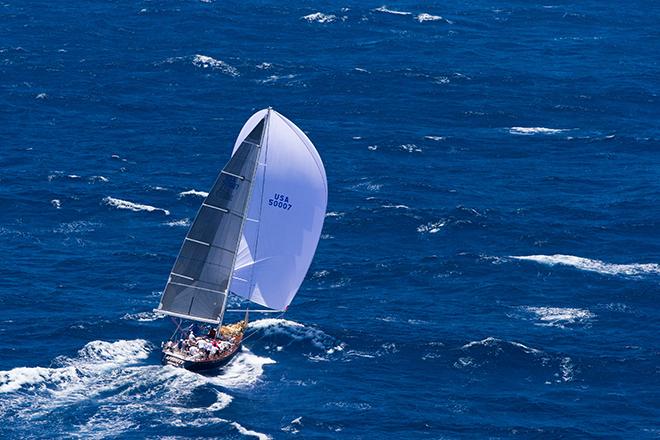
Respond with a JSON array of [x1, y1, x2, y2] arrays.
[[558, 357, 574, 382], [258, 74, 297, 84], [522, 306, 595, 328], [510, 254, 660, 276], [164, 218, 191, 227], [103, 196, 170, 215], [178, 189, 208, 198], [400, 143, 422, 153], [302, 12, 337, 23], [325, 211, 344, 218], [231, 421, 272, 440], [509, 127, 570, 135], [417, 220, 445, 233], [121, 311, 162, 322], [461, 337, 541, 354], [0, 339, 150, 396], [192, 54, 239, 77], [0, 339, 276, 435], [416, 13, 452, 23], [374, 5, 411, 15], [205, 348, 276, 388]]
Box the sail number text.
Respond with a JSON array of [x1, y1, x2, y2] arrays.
[[268, 193, 292, 210]]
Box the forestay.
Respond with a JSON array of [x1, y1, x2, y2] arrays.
[[231, 109, 327, 311], [156, 119, 265, 324]]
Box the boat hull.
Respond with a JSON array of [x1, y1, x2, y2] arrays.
[[161, 344, 241, 371]]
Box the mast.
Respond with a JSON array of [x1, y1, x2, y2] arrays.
[[218, 109, 270, 329], [155, 114, 268, 325]]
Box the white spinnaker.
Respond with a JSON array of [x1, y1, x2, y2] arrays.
[[230, 109, 327, 310]]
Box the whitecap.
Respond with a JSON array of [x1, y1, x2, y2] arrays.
[[258, 74, 297, 84], [35, 92, 47, 99], [178, 189, 209, 198], [164, 218, 191, 227], [400, 143, 422, 153], [192, 54, 239, 77], [51, 199, 61, 209], [509, 126, 570, 135], [382, 204, 409, 209], [256, 62, 272, 69], [424, 135, 445, 141], [417, 220, 445, 233], [204, 348, 276, 388], [461, 337, 541, 355], [416, 13, 452, 23], [312, 269, 330, 278], [231, 421, 272, 440], [354, 67, 369, 73], [325, 211, 344, 218], [89, 175, 109, 183], [374, 6, 411, 15], [522, 306, 595, 328], [510, 254, 660, 277], [558, 357, 574, 382], [302, 12, 337, 23], [121, 311, 162, 322], [103, 196, 170, 215]]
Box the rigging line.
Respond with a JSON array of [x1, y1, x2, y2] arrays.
[[245, 109, 272, 323], [169, 317, 183, 341]]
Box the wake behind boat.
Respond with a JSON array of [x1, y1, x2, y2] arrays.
[[154, 108, 327, 371]]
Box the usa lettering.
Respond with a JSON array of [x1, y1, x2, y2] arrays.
[[268, 193, 292, 210]]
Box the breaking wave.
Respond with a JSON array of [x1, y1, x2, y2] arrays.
[[178, 189, 208, 198], [510, 254, 660, 277], [508, 127, 570, 135], [374, 6, 411, 16], [461, 337, 542, 355], [164, 218, 191, 227], [0, 339, 275, 437], [302, 12, 337, 23], [121, 311, 162, 322], [417, 220, 446, 234], [248, 319, 341, 352], [192, 54, 239, 77], [103, 196, 170, 215], [521, 306, 595, 328], [416, 13, 452, 23]]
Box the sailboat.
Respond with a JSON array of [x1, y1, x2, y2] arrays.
[[154, 108, 327, 371]]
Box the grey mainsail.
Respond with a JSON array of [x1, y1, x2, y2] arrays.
[[156, 118, 265, 324]]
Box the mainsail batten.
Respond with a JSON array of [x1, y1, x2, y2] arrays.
[[156, 109, 326, 323], [156, 118, 266, 324]]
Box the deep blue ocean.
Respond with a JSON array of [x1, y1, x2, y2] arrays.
[[1, 1, 659, 438]]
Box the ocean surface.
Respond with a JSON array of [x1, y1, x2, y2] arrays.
[[1, 1, 659, 438]]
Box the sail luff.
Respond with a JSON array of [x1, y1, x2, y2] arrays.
[[219, 110, 270, 324], [244, 110, 271, 308]]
